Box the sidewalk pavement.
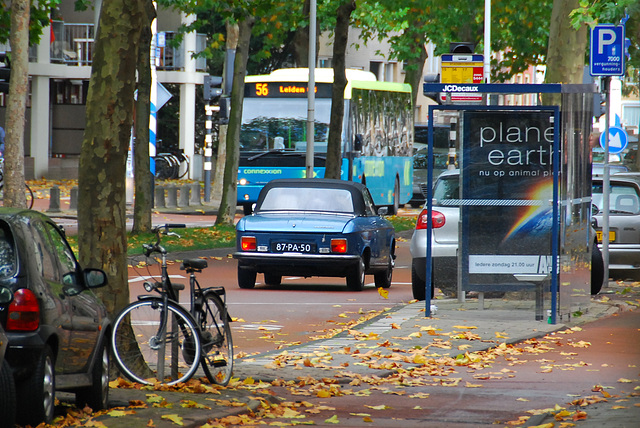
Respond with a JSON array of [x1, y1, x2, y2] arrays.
[[83, 290, 637, 427], [33, 200, 637, 426]]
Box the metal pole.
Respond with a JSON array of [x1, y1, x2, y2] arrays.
[[484, 0, 491, 103], [306, 0, 316, 179], [203, 104, 217, 202], [602, 76, 611, 286]]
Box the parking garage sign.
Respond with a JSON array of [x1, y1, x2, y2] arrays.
[[590, 24, 625, 76]]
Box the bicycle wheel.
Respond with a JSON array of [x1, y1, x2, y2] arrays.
[[177, 153, 190, 179], [154, 156, 172, 180], [111, 299, 202, 386], [0, 183, 35, 209], [197, 290, 233, 386]]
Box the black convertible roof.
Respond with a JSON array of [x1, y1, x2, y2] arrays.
[[256, 178, 369, 214]]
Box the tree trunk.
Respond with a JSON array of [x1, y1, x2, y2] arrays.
[[403, 37, 428, 108], [132, 9, 155, 234], [78, 0, 146, 316], [3, 0, 29, 208], [216, 16, 255, 225], [544, 0, 587, 101], [325, 0, 355, 180], [212, 21, 239, 203], [292, 0, 311, 67]]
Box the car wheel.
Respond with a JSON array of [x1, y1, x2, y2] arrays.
[[374, 255, 394, 289], [16, 345, 55, 425], [76, 341, 109, 411], [238, 266, 257, 289], [591, 242, 604, 295], [411, 260, 435, 300], [347, 257, 366, 291], [0, 360, 16, 428], [264, 273, 282, 286]]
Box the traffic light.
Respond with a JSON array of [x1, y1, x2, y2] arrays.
[[0, 53, 9, 94], [203, 75, 223, 102]]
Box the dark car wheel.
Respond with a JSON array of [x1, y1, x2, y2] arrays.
[[374, 255, 393, 289], [76, 341, 109, 411], [591, 242, 604, 295], [347, 257, 366, 291], [264, 273, 282, 286], [411, 260, 434, 300], [16, 345, 55, 425], [238, 266, 257, 289], [0, 360, 16, 428]]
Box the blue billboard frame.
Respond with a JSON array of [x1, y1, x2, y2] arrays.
[[424, 104, 560, 323]]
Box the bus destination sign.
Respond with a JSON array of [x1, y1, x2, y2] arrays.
[[244, 82, 333, 98]]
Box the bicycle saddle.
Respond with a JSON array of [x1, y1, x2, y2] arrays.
[[181, 259, 208, 271]]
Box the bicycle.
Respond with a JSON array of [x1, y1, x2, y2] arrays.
[[111, 224, 233, 386], [154, 151, 190, 180], [0, 158, 34, 209]]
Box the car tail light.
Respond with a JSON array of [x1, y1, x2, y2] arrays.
[[241, 236, 257, 251], [416, 209, 446, 230], [7, 288, 40, 331], [331, 238, 347, 253]]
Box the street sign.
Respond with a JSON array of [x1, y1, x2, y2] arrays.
[[590, 24, 625, 76], [440, 54, 484, 103], [599, 126, 629, 154]]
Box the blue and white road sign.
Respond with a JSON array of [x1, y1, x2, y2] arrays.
[[590, 24, 625, 76], [599, 126, 629, 154]]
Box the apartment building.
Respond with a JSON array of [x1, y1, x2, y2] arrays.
[[0, 1, 435, 180]]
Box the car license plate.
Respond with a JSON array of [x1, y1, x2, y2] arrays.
[[272, 242, 316, 253], [596, 230, 615, 242]]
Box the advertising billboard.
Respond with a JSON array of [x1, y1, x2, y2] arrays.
[[461, 110, 558, 291]]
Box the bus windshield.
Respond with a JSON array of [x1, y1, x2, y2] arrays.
[[241, 98, 332, 152]]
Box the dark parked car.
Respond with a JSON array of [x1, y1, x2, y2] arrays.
[[234, 178, 396, 291], [592, 173, 640, 280], [0, 209, 110, 425], [408, 124, 451, 208], [0, 287, 15, 428]]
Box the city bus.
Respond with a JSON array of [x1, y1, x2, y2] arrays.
[[237, 68, 413, 214]]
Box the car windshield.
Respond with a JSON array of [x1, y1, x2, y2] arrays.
[[433, 175, 460, 206], [592, 182, 640, 214], [259, 187, 354, 213]]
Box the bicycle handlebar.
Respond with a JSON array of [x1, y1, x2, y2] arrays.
[[144, 224, 187, 256]]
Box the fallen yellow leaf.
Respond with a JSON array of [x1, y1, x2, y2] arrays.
[[161, 414, 184, 426], [377, 287, 389, 299]]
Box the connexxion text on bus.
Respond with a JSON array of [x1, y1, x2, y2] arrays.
[[237, 68, 414, 215]]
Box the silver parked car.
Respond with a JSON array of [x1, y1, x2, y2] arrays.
[[592, 173, 640, 280], [411, 169, 605, 300], [410, 169, 460, 299]]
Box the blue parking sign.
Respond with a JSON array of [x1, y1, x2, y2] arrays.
[[590, 25, 625, 76]]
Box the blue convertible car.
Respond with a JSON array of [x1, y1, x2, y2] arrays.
[[233, 179, 396, 291]]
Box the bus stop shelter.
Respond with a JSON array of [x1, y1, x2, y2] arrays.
[[421, 83, 597, 324]]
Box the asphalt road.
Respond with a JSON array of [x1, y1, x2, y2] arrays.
[[127, 231, 417, 356]]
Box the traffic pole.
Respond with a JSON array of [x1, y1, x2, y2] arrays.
[[203, 103, 219, 202]]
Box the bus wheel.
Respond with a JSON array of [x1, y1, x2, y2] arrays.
[[243, 204, 253, 216], [390, 178, 400, 215]]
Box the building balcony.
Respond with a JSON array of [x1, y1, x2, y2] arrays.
[[1, 21, 206, 72]]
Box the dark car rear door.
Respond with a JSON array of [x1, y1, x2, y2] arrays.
[[40, 221, 104, 373], [28, 218, 75, 373]]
